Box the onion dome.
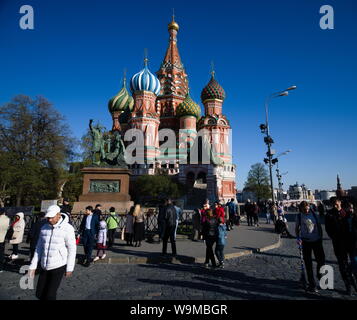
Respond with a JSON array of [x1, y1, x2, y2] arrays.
[[130, 59, 161, 96], [176, 93, 201, 119], [108, 78, 134, 113], [201, 73, 226, 103], [168, 15, 179, 31]]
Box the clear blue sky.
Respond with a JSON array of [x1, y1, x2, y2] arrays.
[[1, 0, 356, 192]]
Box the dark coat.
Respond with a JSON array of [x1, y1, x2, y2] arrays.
[[325, 208, 352, 247], [27, 218, 47, 249], [80, 214, 100, 237], [164, 204, 177, 227], [202, 218, 218, 240], [61, 204, 72, 214]]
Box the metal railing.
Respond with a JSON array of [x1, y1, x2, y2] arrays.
[[14, 208, 195, 237]]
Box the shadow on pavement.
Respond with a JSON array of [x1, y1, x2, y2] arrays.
[[137, 263, 342, 300]]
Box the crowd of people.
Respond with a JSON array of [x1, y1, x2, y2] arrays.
[[0, 196, 356, 299]]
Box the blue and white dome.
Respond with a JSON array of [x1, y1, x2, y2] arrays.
[[130, 60, 161, 96]]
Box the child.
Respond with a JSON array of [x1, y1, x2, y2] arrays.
[[125, 207, 134, 246], [215, 217, 227, 268], [94, 221, 108, 262]]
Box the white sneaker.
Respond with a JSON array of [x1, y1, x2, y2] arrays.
[[101, 254, 106, 260], [10, 254, 19, 260], [93, 256, 100, 262]]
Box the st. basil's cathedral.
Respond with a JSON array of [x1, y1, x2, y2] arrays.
[[107, 16, 237, 205]]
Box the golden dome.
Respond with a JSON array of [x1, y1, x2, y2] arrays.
[[168, 19, 179, 31]]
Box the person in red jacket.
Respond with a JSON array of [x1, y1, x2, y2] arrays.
[[214, 201, 225, 224]]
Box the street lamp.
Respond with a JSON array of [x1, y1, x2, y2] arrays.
[[260, 86, 297, 204], [275, 150, 291, 201]]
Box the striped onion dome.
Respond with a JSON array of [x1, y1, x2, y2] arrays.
[[108, 79, 134, 113], [176, 93, 201, 119], [201, 74, 226, 103], [130, 59, 161, 96]]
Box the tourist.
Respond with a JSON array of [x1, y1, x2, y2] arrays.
[[173, 201, 183, 240], [215, 217, 227, 268], [200, 202, 210, 225], [162, 199, 177, 256], [94, 204, 103, 220], [133, 204, 145, 247], [29, 205, 76, 300], [244, 199, 254, 226], [317, 202, 325, 217], [79, 206, 100, 267], [157, 200, 167, 243], [60, 198, 72, 223], [213, 201, 225, 224], [27, 212, 46, 260], [202, 209, 218, 268], [224, 202, 230, 231], [8, 212, 26, 260], [252, 202, 260, 227], [347, 202, 357, 279], [227, 198, 238, 230], [270, 203, 278, 224], [192, 208, 201, 241], [265, 202, 271, 224], [106, 207, 119, 248], [295, 201, 326, 293], [325, 198, 357, 295], [125, 206, 134, 246], [0, 208, 10, 272], [94, 220, 108, 262]]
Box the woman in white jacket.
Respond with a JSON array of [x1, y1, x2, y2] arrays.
[[9, 212, 25, 260], [29, 205, 76, 300]]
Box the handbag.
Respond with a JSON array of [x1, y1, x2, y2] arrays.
[[5, 227, 14, 241]]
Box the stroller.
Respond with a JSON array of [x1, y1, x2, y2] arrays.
[[275, 216, 293, 238]]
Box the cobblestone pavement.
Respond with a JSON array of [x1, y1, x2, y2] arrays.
[[1, 220, 356, 300]]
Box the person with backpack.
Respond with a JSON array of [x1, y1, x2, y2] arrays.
[[325, 198, 357, 295], [106, 207, 119, 248], [215, 217, 227, 268], [295, 201, 326, 293], [162, 199, 177, 256], [226, 198, 238, 230]]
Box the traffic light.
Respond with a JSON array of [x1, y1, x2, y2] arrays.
[[263, 158, 269, 164], [271, 158, 278, 165]]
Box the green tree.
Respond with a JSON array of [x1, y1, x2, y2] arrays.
[[133, 175, 184, 204], [244, 163, 271, 201], [0, 95, 78, 206]]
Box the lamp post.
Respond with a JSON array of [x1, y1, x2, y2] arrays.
[[275, 150, 291, 201], [260, 86, 296, 204]]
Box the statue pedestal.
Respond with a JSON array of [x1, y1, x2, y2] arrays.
[[73, 167, 133, 213]]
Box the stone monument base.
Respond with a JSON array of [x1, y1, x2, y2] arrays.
[[72, 201, 133, 214], [72, 167, 133, 214]]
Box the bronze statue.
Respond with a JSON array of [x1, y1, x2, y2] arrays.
[[89, 119, 127, 168]]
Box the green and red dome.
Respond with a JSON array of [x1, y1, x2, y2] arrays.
[[201, 75, 226, 103], [176, 93, 201, 119]]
